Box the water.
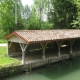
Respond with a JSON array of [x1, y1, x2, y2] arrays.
[[3, 57, 80, 80]]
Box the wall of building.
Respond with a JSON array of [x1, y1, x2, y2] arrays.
[[8, 42, 22, 56]]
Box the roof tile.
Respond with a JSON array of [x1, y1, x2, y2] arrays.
[[4, 29, 80, 43]]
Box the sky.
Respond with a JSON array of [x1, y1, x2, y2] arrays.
[[21, 0, 34, 6], [21, 0, 47, 21]]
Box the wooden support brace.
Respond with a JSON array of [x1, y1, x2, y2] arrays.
[[56, 41, 63, 57], [40, 42, 48, 60], [69, 39, 75, 45], [40, 42, 48, 48], [69, 39, 75, 54], [19, 43, 28, 65], [20, 43, 28, 52], [56, 41, 63, 46], [9, 42, 12, 48]]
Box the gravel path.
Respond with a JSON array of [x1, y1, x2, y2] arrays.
[[0, 43, 7, 46]]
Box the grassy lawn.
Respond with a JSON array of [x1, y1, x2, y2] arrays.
[[0, 46, 21, 68], [0, 39, 7, 43]]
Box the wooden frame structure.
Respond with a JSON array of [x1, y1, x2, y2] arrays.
[[4, 30, 80, 65]]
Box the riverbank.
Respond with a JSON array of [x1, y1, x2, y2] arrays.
[[0, 46, 20, 67], [0, 64, 24, 78], [0, 53, 80, 79], [0, 46, 21, 78], [0, 53, 70, 78], [3, 56, 80, 80], [0, 44, 80, 79]]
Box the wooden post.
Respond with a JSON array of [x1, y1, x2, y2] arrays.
[[20, 43, 28, 65], [40, 42, 48, 60], [42, 47, 45, 60], [70, 43, 72, 54], [9, 42, 12, 48], [69, 40, 75, 54], [58, 45, 61, 57], [22, 48, 25, 65], [8, 41, 12, 56], [56, 41, 63, 57]]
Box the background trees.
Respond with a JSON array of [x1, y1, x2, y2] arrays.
[[0, 0, 80, 38], [72, 0, 80, 29], [0, 0, 15, 35], [48, 0, 77, 29], [0, 0, 24, 37]]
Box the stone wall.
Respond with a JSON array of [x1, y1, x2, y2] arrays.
[[0, 54, 70, 79], [0, 64, 24, 78]]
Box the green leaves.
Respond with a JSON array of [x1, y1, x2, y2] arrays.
[[0, 0, 24, 36], [0, 0, 79, 38], [72, 0, 80, 29], [49, 0, 77, 29]]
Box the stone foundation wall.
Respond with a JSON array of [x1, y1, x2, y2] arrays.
[[0, 65, 24, 78], [0, 54, 72, 79]]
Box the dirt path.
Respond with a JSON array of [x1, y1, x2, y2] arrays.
[[0, 43, 7, 46]]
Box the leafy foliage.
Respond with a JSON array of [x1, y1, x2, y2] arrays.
[[0, 0, 79, 38], [0, 0, 24, 36], [48, 0, 77, 29], [29, 0, 52, 29], [72, 0, 80, 29]]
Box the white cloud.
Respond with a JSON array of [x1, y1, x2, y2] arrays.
[[21, 0, 34, 6]]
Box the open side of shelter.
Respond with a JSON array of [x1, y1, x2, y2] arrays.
[[4, 30, 80, 65]]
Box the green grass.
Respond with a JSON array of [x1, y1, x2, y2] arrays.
[[0, 46, 20, 68], [0, 46, 7, 55], [0, 39, 7, 43]]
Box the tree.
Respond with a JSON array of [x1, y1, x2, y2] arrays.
[[26, 7, 40, 30], [22, 5, 31, 19], [48, 0, 77, 29], [34, 0, 50, 29], [0, 0, 24, 36], [26, 0, 52, 30], [72, 0, 80, 29], [21, 5, 31, 29]]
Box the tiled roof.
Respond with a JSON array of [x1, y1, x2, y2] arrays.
[[4, 29, 80, 43]]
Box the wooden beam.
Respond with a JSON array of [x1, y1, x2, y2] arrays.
[[20, 43, 28, 65], [56, 41, 63, 57], [40, 42, 48, 48], [69, 39, 75, 54], [69, 39, 75, 45], [56, 41, 63, 46], [20, 43, 28, 52], [9, 42, 12, 48], [40, 42, 48, 60], [7, 42, 9, 56]]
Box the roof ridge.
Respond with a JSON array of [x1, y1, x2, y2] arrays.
[[14, 29, 79, 32]]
